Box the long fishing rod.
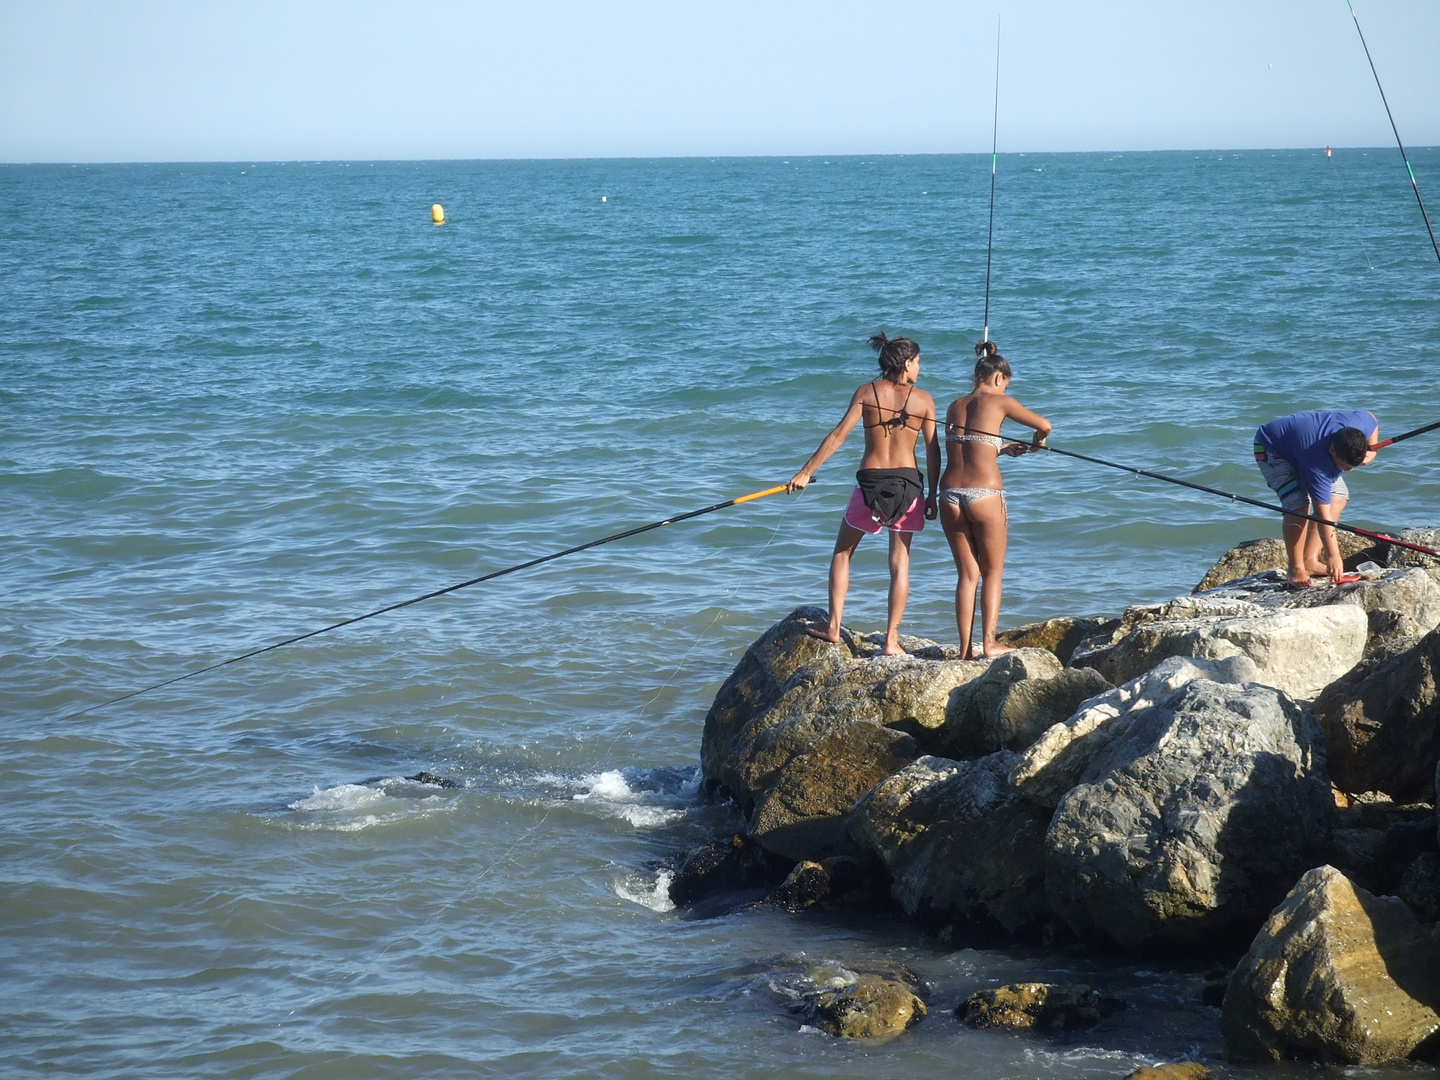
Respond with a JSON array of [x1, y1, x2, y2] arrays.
[[55, 483, 790, 722], [981, 19, 1001, 343], [1372, 417, 1440, 450], [946, 419, 1440, 558], [1347, 0, 1440, 268]]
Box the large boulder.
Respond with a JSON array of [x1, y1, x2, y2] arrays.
[[996, 615, 1118, 664], [1311, 623, 1440, 802], [1045, 679, 1333, 952], [982, 668, 1114, 756], [1200, 566, 1440, 643], [1195, 534, 1380, 592], [1010, 655, 1262, 809], [936, 649, 1066, 757], [747, 720, 919, 862], [1222, 865, 1440, 1064], [1071, 600, 1366, 701], [701, 606, 849, 790], [850, 753, 1052, 937]]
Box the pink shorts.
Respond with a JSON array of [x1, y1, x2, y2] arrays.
[[844, 486, 925, 534]]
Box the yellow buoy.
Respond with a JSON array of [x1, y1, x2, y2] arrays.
[[431, 203, 445, 225]]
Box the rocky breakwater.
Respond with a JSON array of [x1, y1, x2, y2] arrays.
[[677, 538, 1440, 1057]]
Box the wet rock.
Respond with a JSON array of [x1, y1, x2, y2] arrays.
[[996, 615, 1117, 664], [959, 982, 1116, 1029], [747, 720, 919, 861], [850, 753, 1052, 937], [407, 771, 458, 788], [805, 973, 927, 1038], [1125, 1065, 1210, 1080], [1046, 679, 1333, 953], [1311, 622, 1440, 803], [1071, 601, 1366, 701], [1195, 534, 1379, 592], [700, 606, 849, 796], [761, 854, 884, 912], [1401, 852, 1440, 922], [1010, 655, 1262, 809], [1221, 865, 1440, 1064], [939, 649, 1065, 757], [667, 833, 792, 906], [764, 861, 831, 912]]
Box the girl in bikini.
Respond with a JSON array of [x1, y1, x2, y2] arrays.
[[787, 332, 940, 657], [939, 341, 1051, 660]]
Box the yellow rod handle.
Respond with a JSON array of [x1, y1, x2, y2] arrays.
[[732, 484, 789, 505]]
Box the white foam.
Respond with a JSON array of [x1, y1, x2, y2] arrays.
[[289, 783, 387, 812], [612, 868, 675, 912], [575, 769, 634, 802], [619, 805, 686, 828], [282, 779, 453, 832]]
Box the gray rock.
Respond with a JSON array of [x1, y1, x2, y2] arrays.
[[1385, 527, 1440, 575], [938, 649, 1064, 757], [1071, 602, 1366, 701], [1400, 852, 1440, 922], [1311, 622, 1440, 802], [988, 667, 1114, 754], [748, 720, 919, 862], [1201, 566, 1440, 642], [871, 657, 990, 739], [1045, 679, 1333, 952], [1222, 865, 1440, 1064], [849, 753, 1052, 937], [1011, 655, 1263, 809]]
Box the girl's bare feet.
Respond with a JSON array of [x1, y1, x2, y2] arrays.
[[981, 642, 1015, 659], [806, 622, 842, 644]]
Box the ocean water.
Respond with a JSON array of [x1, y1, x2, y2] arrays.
[[2, 152, 1438, 1078]]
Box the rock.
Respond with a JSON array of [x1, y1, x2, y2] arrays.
[[1125, 1065, 1210, 1080], [1401, 852, 1440, 922], [407, 771, 458, 788], [871, 657, 990, 740], [764, 861, 831, 912], [747, 720, 919, 861], [700, 606, 849, 795], [849, 753, 1053, 937], [1010, 655, 1263, 809], [1199, 566, 1440, 643], [1196, 534, 1380, 592], [939, 649, 1065, 757], [1385, 527, 1440, 576], [1072, 602, 1366, 701], [1221, 865, 1440, 1064], [1311, 623, 1440, 802], [996, 615, 1117, 664], [667, 833, 793, 906], [1045, 679, 1333, 952], [1366, 608, 1422, 655], [1329, 817, 1437, 896], [986, 667, 1113, 754], [804, 974, 927, 1039], [959, 982, 1114, 1029]]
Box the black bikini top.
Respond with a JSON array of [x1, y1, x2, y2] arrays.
[[863, 381, 916, 433]]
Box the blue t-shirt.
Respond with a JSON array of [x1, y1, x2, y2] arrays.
[[1255, 409, 1376, 506]]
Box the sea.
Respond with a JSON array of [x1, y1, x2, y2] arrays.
[[3, 151, 1438, 1079]]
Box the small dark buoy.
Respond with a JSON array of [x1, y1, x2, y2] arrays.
[[408, 771, 458, 789]]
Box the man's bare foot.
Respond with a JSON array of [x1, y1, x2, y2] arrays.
[[1284, 576, 1315, 591], [806, 622, 842, 644], [981, 642, 1016, 659]]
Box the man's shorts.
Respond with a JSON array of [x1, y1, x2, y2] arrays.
[[1253, 444, 1348, 513], [843, 487, 925, 534]]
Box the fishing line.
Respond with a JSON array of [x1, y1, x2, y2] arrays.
[[1347, 0, 1440, 268], [1324, 147, 1376, 271], [54, 484, 791, 722], [945, 419, 1440, 558], [981, 18, 1001, 344]]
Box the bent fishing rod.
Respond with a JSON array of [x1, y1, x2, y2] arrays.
[[1347, 0, 1440, 268], [55, 484, 790, 722], [946, 419, 1440, 558]]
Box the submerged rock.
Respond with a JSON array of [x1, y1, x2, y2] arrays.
[[805, 973, 927, 1038], [1311, 622, 1440, 802], [667, 833, 792, 906], [1045, 679, 1333, 952], [1125, 1065, 1210, 1080], [1222, 865, 1440, 1064], [850, 753, 1051, 938], [959, 982, 1116, 1029]]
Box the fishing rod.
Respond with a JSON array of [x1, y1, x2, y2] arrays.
[[981, 19, 1001, 344], [945, 419, 1440, 558], [1372, 417, 1440, 450], [1347, 0, 1440, 268], [54, 483, 790, 722]]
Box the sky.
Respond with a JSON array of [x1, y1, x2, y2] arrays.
[[1, 0, 1437, 162]]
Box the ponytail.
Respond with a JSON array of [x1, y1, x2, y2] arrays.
[[972, 339, 1012, 389], [869, 331, 920, 380]]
